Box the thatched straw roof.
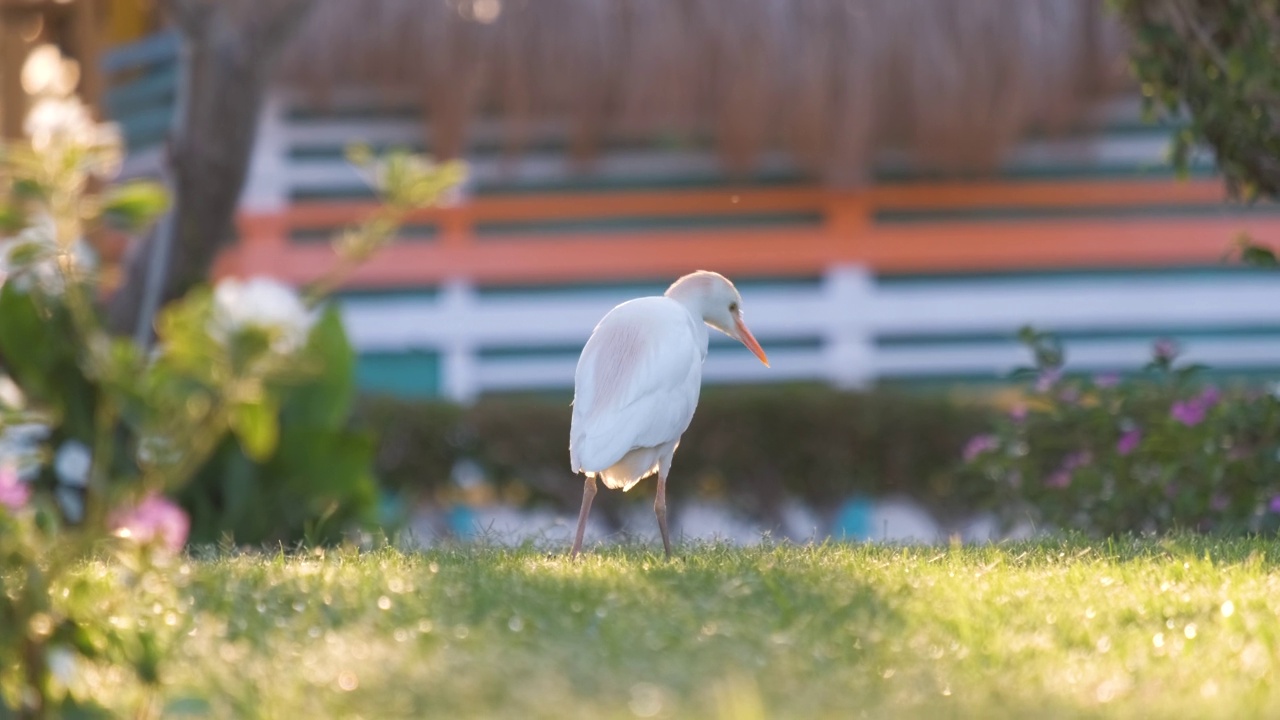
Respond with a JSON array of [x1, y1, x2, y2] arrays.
[[279, 0, 1131, 184]]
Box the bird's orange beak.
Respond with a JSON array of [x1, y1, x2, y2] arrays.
[[734, 314, 769, 367]]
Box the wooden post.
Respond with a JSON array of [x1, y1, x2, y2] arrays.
[[239, 91, 289, 214], [822, 265, 877, 389], [0, 8, 30, 139], [440, 279, 479, 402], [69, 0, 104, 120]]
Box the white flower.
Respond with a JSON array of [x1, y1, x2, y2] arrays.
[[0, 422, 49, 481], [54, 439, 91, 488], [25, 97, 94, 150], [46, 646, 78, 686], [0, 213, 97, 296], [23, 97, 123, 177], [0, 374, 25, 410], [210, 276, 315, 354], [0, 239, 97, 297], [56, 485, 84, 523], [22, 44, 79, 98]]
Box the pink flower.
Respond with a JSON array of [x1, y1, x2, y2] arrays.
[[109, 493, 189, 553], [1270, 495, 1280, 514], [1035, 367, 1062, 393], [1009, 403, 1028, 423], [1211, 495, 1230, 512], [1153, 338, 1179, 363], [1094, 373, 1121, 388], [1116, 428, 1142, 456], [1198, 386, 1221, 407], [0, 465, 29, 511], [1170, 390, 1218, 427], [962, 434, 1000, 462], [1063, 450, 1093, 470], [1045, 469, 1071, 489], [1046, 450, 1091, 489], [1171, 400, 1204, 426]]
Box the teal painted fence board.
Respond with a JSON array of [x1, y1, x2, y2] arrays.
[[356, 352, 442, 398]]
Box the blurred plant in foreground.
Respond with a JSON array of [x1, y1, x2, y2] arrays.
[[0, 99, 462, 716], [962, 326, 1280, 537]]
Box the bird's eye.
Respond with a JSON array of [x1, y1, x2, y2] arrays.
[[729, 302, 739, 313]]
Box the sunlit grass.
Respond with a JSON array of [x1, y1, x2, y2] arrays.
[[66, 536, 1280, 718]]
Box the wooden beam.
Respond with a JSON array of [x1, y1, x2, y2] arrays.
[[279, 178, 1240, 233], [0, 11, 29, 139], [219, 214, 1280, 287], [69, 0, 103, 119]]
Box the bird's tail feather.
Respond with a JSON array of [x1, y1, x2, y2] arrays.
[[596, 448, 660, 492]]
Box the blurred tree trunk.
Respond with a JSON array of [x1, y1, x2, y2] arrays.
[[106, 0, 316, 335]]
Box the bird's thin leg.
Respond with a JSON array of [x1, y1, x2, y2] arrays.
[[570, 475, 597, 559], [655, 470, 672, 558]]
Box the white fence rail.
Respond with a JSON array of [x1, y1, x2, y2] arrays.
[[339, 266, 1280, 401]]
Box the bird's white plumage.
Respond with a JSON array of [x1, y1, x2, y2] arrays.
[[569, 296, 708, 491]]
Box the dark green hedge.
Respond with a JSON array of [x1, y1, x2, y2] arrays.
[[354, 384, 999, 526]]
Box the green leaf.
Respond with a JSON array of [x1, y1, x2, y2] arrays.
[[0, 203, 23, 232], [12, 178, 44, 201], [1238, 240, 1278, 268], [230, 397, 280, 462], [283, 305, 356, 429], [101, 181, 169, 231], [53, 697, 114, 720], [134, 629, 161, 685], [273, 427, 375, 498], [163, 697, 213, 717]]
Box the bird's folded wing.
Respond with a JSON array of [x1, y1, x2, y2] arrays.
[[570, 300, 703, 472]]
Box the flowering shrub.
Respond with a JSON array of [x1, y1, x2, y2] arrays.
[[962, 327, 1280, 536], [0, 99, 462, 715]]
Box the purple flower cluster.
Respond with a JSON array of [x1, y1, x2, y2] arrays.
[[1035, 367, 1063, 393], [1171, 387, 1221, 427], [1093, 372, 1121, 388], [1116, 428, 1142, 456], [1046, 450, 1093, 489], [963, 434, 1000, 462], [1153, 338, 1180, 363], [1009, 403, 1028, 423]]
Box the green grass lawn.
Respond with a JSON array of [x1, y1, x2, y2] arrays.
[[71, 537, 1280, 719]]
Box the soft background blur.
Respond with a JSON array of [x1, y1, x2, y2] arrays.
[[4, 0, 1278, 544]]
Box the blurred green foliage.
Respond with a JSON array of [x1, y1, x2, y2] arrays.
[[182, 307, 380, 546], [356, 386, 999, 525], [1115, 0, 1280, 200]]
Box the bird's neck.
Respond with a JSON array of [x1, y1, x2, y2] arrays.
[[664, 286, 708, 321], [666, 295, 711, 356]]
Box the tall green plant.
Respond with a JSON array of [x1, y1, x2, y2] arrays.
[[0, 99, 462, 715]]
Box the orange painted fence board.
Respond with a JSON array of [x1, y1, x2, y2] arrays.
[[281, 179, 1233, 230], [218, 177, 1272, 287]]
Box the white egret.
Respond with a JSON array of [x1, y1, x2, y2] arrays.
[[568, 270, 769, 557]]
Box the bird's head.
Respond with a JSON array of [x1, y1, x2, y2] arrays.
[[665, 270, 769, 367]]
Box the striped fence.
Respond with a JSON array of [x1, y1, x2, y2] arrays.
[[102, 29, 178, 162], [98, 33, 1280, 401], [340, 267, 1280, 401]]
